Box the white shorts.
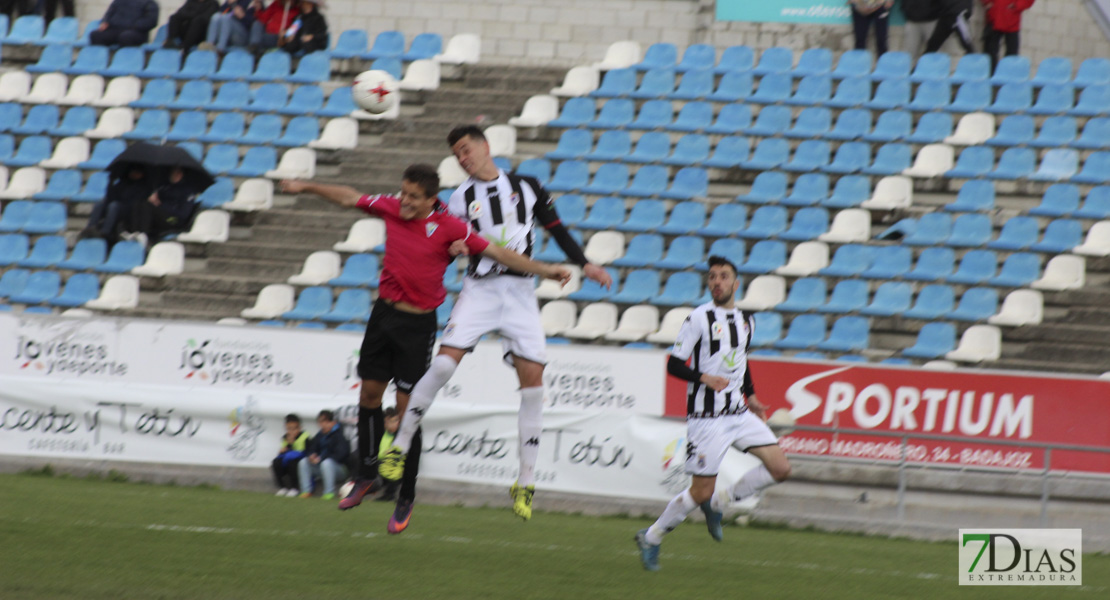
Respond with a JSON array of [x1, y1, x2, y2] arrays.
[[684, 411, 778, 477], [441, 275, 547, 365]]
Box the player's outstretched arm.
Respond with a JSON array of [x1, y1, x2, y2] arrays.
[[480, 244, 571, 285], [280, 180, 362, 208]]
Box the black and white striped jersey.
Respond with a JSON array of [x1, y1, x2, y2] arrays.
[[447, 170, 557, 278], [671, 302, 756, 418]]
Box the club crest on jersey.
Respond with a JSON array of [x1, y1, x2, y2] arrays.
[[468, 201, 482, 219], [425, 222, 439, 237], [711, 322, 726, 339]]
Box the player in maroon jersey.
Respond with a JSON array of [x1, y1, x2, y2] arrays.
[[281, 165, 569, 533]]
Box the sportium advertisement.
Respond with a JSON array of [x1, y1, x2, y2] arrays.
[[716, 0, 905, 25]]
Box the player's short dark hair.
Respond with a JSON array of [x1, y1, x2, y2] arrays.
[[706, 255, 738, 276], [383, 407, 398, 418], [402, 163, 439, 198], [317, 410, 335, 422], [284, 414, 301, 424], [447, 125, 485, 146]]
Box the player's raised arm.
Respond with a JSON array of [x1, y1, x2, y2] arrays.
[[281, 180, 363, 208], [479, 243, 571, 285]]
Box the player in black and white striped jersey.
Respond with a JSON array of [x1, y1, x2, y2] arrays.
[[635, 255, 791, 572]]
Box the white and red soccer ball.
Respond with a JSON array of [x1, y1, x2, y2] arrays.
[[351, 70, 399, 114]]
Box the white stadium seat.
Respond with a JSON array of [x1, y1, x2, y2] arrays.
[[551, 66, 600, 97], [58, 74, 105, 106], [945, 325, 1002, 363], [39, 136, 90, 169], [1031, 254, 1085, 291], [775, 241, 830, 277], [646, 307, 693, 344], [484, 124, 516, 157], [333, 218, 385, 253], [86, 107, 135, 139], [0, 167, 46, 199], [222, 179, 274, 212], [216, 317, 248, 326], [988, 289, 1044, 327], [399, 59, 441, 91], [287, 250, 341, 285], [241, 284, 295, 319], [177, 210, 230, 244], [85, 275, 140, 310], [265, 148, 316, 180], [903, 144, 955, 178], [131, 241, 185, 277], [93, 76, 142, 107], [435, 33, 481, 65], [509, 94, 559, 127], [1073, 221, 1110, 257], [944, 112, 995, 146], [24, 73, 67, 104], [309, 117, 358, 150], [818, 208, 871, 243], [535, 264, 581, 299], [861, 176, 913, 210], [563, 302, 618, 340], [437, 155, 468, 188], [594, 40, 642, 71], [583, 231, 625, 265], [540, 300, 578, 336], [0, 71, 31, 102], [604, 305, 660, 342], [736, 275, 786, 311]]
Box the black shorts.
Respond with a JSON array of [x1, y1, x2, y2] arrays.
[[357, 299, 438, 394]]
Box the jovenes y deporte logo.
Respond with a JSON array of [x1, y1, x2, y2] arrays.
[[179, 338, 293, 387], [13, 333, 127, 378], [959, 529, 1081, 586]]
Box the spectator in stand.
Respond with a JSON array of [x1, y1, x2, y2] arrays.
[[849, 0, 894, 56], [199, 0, 256, 53], [297, 410, 350, 499], [0, 0, 33, 21], [279, 0, 327, 56], [165, 0, 220, 50], [42, 0, 75, 26], [80, 166, 154, 243], [901, 0, 941, 59], [248, 0, 300, 54], [981, 0, 1035, 71], [89, 0, 160, 47], [925, 0, 975, 55], [272, 414, 311, 497], [120, 167, 199, 248]]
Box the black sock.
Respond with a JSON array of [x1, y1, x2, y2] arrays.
[[357, 405, 384, 479]]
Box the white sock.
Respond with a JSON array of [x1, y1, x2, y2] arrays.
[[516, 387, 544, 487], [646, 489, 697, 545], [729, 464, 776, 502], [394, 354, 457, 453]]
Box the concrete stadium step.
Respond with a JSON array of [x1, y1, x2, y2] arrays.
[[140, 289, 253, 314], [991, 357, 1103, 375], [202, 257, 298, 280], [203, 240, 327, 262], [246, 225, 349, 248], [120, 306, 231, 322], [169, 273, 287, 296]]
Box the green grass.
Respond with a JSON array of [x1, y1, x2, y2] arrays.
[[0, 471, 1105, 600]]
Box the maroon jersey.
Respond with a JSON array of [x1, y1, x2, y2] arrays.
[[357, 195, 489, 311]]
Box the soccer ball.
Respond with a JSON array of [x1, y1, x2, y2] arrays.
[[351, 70, 398, 114], [337, 480, 355, 499]]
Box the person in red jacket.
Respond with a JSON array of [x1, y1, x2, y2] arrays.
[[982, 0, 1035, 71], [248, 0, 300, 54]]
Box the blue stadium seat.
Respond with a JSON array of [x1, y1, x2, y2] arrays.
[[5, 15, 44, 44], [96, 240, 145, 273], [944, 179, 995, 212], [228, 146, 276, 177], [547, 129, 593, 160], [671, 69, 714, 100], [1074, 58, 1110, 88], [1029, 148, 1079, 182], [1028, 83, 1075, 115], [25, 43, 72, 73], [211, 50, 253, 81], [0, 135, 14, 162], [947, 80, 991, 113], [947, 213, 992, 247], [783, 140, 830, 172], [165, 111, 208, 142], [903, 213, 952, 246], [862, 143, 915, 179], [611, 235, 663, 268], [660, 167, 707, 200], [819, 279, 869, 314], [991, 55, 1031, 85], [663, 134, 710, 166], [1031, 219, 1082, 253], [1070, 84, 1110, 117], [611, 270, 662, 304], [702, 238, 745, 270], [534, 230, 584, 262], [707, 70, 753, 102], [578, 196, 624, 229], [947, 249, 998, 285], [288, 52, 330, 84], [624, 165, 670, 197], [239, 114, 283, 145], [908, 80, 951, 111], [636, 42, 678, 70], [986, 114, 1033, 147], [0, 103, 20, 133], [101, 46, 144, 77], [589, 98, 634, 129], [580, 163, 629, 196], [779, 206, 829, 241], [279, 85, 325, 115], [248, 51, 290, 82], [910, 52, 951, 83], [175, 49, 217, 80], [363, 30, 405, 60], [738, 205, 787, 239], [786, 75, 831, 105], [749, 73, 792, 104], [826, 76, 870, 109], [0, 268, 30, 299], [904, 247, 955, 281], [201, 144, 239, 175], [72, 18, 100, 47], [11, 105, 58, 135], [862, 246, 912, 279], [651, 272, 704, 307], [320, 289, 372, 323], [666, 101, 714, 132], [862, 109, 911, 142], [703, 135, 749, 168], [904, 111, 953, 144], [591, 68, 636, 98], [742, 138, 790, 170], [1072, 151, 1110, 184], [1073, 117, 1110, 149], [1030, 115, 1077, 148], [49, 106, 95, 137], [737, 240, 786, 274], [282, 286, 333, 321], [167, 79, 213, 110], [656, 236, 705, 269], [948, 287, 998, 322], [8, 270, 60, 305], [545, 160, 589, 192], [318, 87, 357, 117], [402, 32, 442, 61], [130, 79, 175, 109], [63, 44, 108, 75], [330, 29, 368, 59], [568, 266, 620, 301], [72, 170, 111, 201], [832, 49, 872, 79], [4, 136, 51, 167], [142, 49, 181, 78], [142, 24, 167, 50], [199, 112, 245, 143], [987, 216, 1038, 250], [823, 175, 872, 209], [716, 45, 755, 74], [750, 311, 782, 347], [628, 99, 674, 130], [705, 103, 751, 134], [819, 244, 873, 277], [785, 107, 831, 139], [859, 281, 913, 317], [817, 316, 869, 352], [33, 169, 82, 202], [1075, 187, 1110, 219], [822, 141, 870, 174], [774, 314, 826, 350], [245, 83, 289, 113], [121, 109, 171, 141], [736, 171, 787, 204], [946, 146, 995, 179], [18, 235, 65, 268], [826, 108, 872, 140], [754, 46, 793, 75], [1028, 184, 1079, 217], [745, 105, 791, 137], [864, 78, 910, 110], [553, 195, 586, 227], [989, 252, 1041, 287], [1032, 56, 1073, 87], [777, 277, 826, 312], [951, 53, 991, 83], [547, 97, 595, 128], [630, 68, 676, 99], [0, 234, 28, 266], [515, 158, 550, 184], [795, 47, 832, 77], [903, 285, 956, 320], [37, 15, 78, 46], [657, 202, 706, 234], [49, 273, 99, 307], [370, 57, 403, 80], [57, 238, 107, 270], [274, 116, 319, 147], [783, 173, 829, 207], [698, 205, 746, 237], [988, 82, 1033, 113]]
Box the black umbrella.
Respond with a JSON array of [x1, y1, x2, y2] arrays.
[[107, 142, 215, 192]]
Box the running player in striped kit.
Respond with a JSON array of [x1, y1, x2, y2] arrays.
[[280, 165, 570, 534], [379, 125, 613, 521], [635, 256, 791, 571]]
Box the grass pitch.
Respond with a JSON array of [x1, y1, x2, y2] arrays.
[[0, 470, 1105, 600]]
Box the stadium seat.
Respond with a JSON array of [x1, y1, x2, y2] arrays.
[[667, 101, 715, 133], [947, 249, 998, 285], [776, 277, 826, 313], [781, 140, 829, 173], [1076, 187, 1110, 219], [245, 50, 289, 82], [578, 231, 624, 267], [547, 98, 594, 128], [774, 314, 826, 350], [1072, 116, 1110, 150], [1028, 184, 1079, 217], [511, 95, 559, 129], [738, 205, 787, 239], [905, 284, 958, 320], [786, 75, 831, 105], [735, 274, 785, 311], [282, 286, 333, 321], [649, 271, 703, 308], [904, 247, 955, 281], [0, 167, 45, 200], [988, 289, 1043, 327], [698, 204, 746, 237], [714, 44, 754, 73], [741, 138, 790, 171], [278, 85, 325, 116], [580, 163, 629, 196], [947, 81, 991, 113], [862, 109, 910, 143], [859, 281, 912, 317], [860, 142, 914, 178], [47, 272, 99, 308], [636, 42, 678, 70], [656, 236, 704, 269], [331, 218, 384, 253], [176, 209, 230, 244], [822, 141, 870, 174], [610, 270, 661, 304], [514, 158, 550, 185], [903, 144, 955, 178], [588, 98, 634, 129], [988, 82, 1033, 113], [703, 103, 750, 135], [744, 105, 790, 138], [948, 287, 999, 322], [653, 202, 702, 234], [706, 70, 753, 103], [989, 147, 1037, 180], [736, 240, 786, 274], [550, 129, 603, 161], [816, 316, 869, 352], [909, 52, 950, 83], [749, 73, 792, 104], [903, 322, 958, 359], [824, 76, 868, 109], [735, 171, 787, 205], [141, 48, 181, 78], [434, 33, 481, 65], [577, 196, 624, 230], [551, 66, 600, 99], [131, 241, 185, 277], [244, 83, 288, 113], [591, 67, 636, 98], [861, 246, 911, 280], [900, 112, 951, 145], [951, 53, 991, 83], [945, 112, 995, 145], [164, 111, 207, 142], [1070, 83, 1110, 118], [264, 147, 313, 179], [663, 133, 710, 166], [670, 68, 714, 101], [275, 116, 320, 147], [198, 112, 245, 144], [238, 284, 294, 320], [287, 51, 330, 84], [26, 42, 71, 73], [3, 137, 52, 168], [622, 165, 668, 197], [1072, 151, 1110, 184], [991, 55, 1031, 85], [563, 303, 618, 340], [319, 289, 372, 323], [702, 135, 749, 168], [989, 252, 1041, 287], [945, 146, 994, 179], [985, 114, 1033, 147], [628, 99, 674, 130], [17, 235, 65, 268], [57, 75, 104, 106], [908, 80, 951, 111], [818, 279, 869, 314], [1028, 83, 1075, 115], [943, 179, 994, 213], [1031, 115, 1079, 150], [309, 117, 358, 150], [818, 209, 871, 243], [1031, 254, 1085, 290], [222, 178, 273, 212], [630, 68, 676, 99], [1074, 58, 1110, 87], [32, 169, 81, 202], [92, 75, 140, 107], [610, 234, 662, 268], [540, 300, 577, 336], [865, 78, 910, 110], [239, 114, 283, 145], [784, 107, 830, 139], [946, 324, 1002, 362], [11, 105, 58, 136], [1031, 219, 1082, 253], [549, 195, 586, 228], [775, 241, 829, 277], [86, 106, 135, 139], [822, 108, 869, 141], [71, 171, 110, 203], [130, 79, 176, 110], [1073, 221, 1110, 257], [48, 107, 96, 137], [594, 40, 642, 71], [782, 173, 830, 207], [207, 50, 252, 81], [7, 270, 59, 305], [779, 206, 829, 241], [702, 238, 745, 270], [660, 167, 707, 200], [329, 29, 368, 59], [828, 48, 870, 79], [402, 32, 442, 61], [823, 175, 870, 208]]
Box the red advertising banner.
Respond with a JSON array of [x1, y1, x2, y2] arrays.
[[665, 359, 1110, 474]]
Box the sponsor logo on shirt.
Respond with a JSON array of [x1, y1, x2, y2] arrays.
[[425, 222, 438, 237], [468, 201, 482, 219], [711, 322, 726, 340]]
